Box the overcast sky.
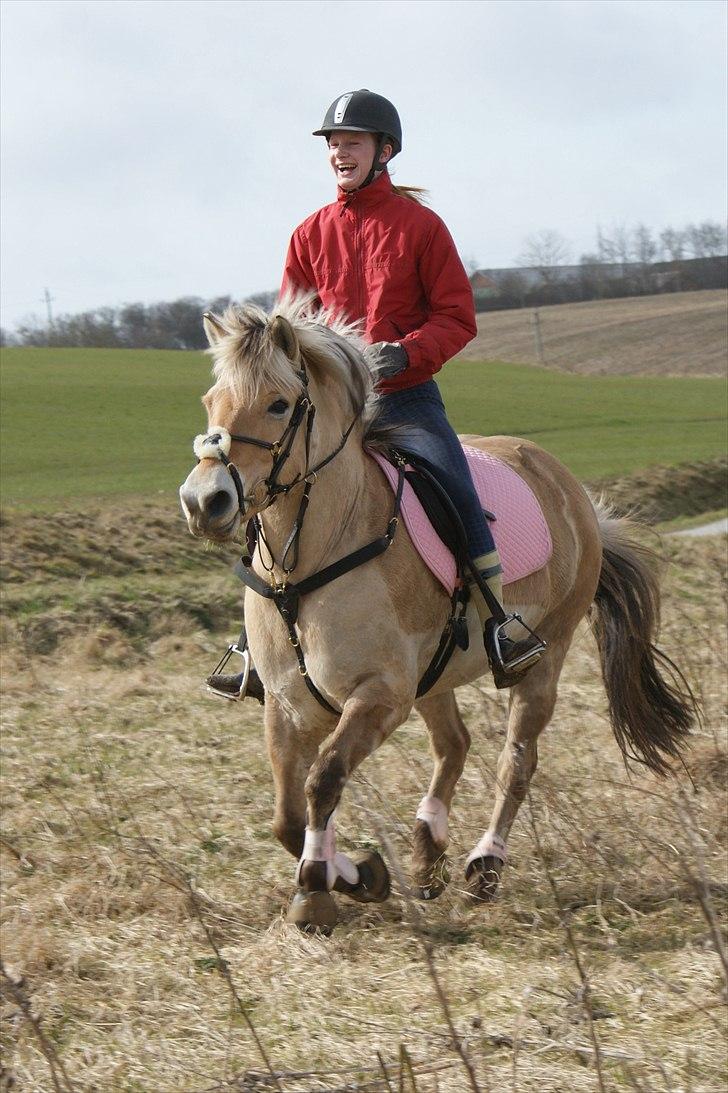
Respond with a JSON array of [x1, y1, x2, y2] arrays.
[[1, 0, 726, 329]]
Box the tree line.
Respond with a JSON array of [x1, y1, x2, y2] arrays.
[[1, 220, 725, 347], [0, 290, 278, 350], [471, 220, 727, 311]]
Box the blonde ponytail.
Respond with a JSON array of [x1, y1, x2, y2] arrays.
[[391, 184, 429, 205]]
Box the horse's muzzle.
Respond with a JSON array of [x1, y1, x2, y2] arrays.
[[179, 462, 241, 540]]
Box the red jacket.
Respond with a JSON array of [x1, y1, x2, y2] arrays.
[[281, 171, 477, 392]]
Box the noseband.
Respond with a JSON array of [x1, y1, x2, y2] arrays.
[[192, 367, 359, 518]]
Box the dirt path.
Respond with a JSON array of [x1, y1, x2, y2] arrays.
[[671, 516, 728, 537]]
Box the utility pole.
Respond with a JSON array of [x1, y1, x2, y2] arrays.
[[43, 288, 54, 329]]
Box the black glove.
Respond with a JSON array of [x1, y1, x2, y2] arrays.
[[363, 341, 409, 380]]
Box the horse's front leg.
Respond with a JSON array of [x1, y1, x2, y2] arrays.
[[287, 686, 408, 934], [411, 690, 471, 899], [265, 696, 318, 859]]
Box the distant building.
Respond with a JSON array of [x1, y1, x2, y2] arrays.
[[469, 257, 727, 292], [470, 263, 631, 289], [469, 271, 499, 295]]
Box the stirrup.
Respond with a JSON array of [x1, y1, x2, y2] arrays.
[[206, 642, 250, 701], [485, 614, 546, 680]]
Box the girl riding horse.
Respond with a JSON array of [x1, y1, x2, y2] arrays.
[[209, 88, 543, 702]]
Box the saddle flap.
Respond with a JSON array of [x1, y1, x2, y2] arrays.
[[403, 463, 467, 564]]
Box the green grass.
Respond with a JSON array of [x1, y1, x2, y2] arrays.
[[0, 348, 211, 506], [1, 347, 725, 507], [439, 358, 728, 480]]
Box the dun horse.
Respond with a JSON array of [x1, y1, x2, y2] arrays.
[[179, 298, 695, 934]]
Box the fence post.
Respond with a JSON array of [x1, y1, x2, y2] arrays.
[[531, 309, 545, 364]]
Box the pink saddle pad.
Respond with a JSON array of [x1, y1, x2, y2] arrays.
[[368, 446, 552, 594]]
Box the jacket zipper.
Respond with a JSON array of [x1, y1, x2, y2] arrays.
[[353, 205, 364, 318]]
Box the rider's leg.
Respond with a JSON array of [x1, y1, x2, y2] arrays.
[[375, 382, 544, 678]]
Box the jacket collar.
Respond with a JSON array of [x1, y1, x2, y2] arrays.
[[337, 169, 392, 209]]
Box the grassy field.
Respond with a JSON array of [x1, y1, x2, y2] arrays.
[[1, 343, 726, 506]]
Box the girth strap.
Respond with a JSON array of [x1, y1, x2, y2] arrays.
[[416, 584, 470, 698]]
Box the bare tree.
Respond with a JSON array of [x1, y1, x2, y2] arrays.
[[517, 229, 571, 285], [687, 220, 728, 258], [632, 224, 657, 266], [611, 223, 632, 266], [597, 223, 633, 267], [659, 227, 686, 262], [596, 226, 616, 264], [244, 290, 278, 310], [631, 224, 658, 291]]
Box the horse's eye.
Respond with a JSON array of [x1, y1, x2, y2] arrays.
[[267, 399, 289, 416]]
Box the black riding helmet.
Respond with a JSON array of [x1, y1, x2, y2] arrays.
[[314, 90, 402, 190], [313, 89, 402, 154]]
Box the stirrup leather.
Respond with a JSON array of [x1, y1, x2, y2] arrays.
[[206, 642, 250, 701], [485, 614, 546, 674]]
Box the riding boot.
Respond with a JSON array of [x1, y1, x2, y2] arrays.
[[206, 666, 265, 704], [469, 551, 546, 689]]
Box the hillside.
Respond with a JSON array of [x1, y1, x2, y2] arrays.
[[461, 289, 728, 375]]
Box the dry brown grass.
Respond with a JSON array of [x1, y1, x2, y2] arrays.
[[462, 290, 728, 376], [1, 499, 726, 1092]]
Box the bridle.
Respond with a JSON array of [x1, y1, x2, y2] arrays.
[[194, 365, 359, 515], [193, 362, 361, 573]]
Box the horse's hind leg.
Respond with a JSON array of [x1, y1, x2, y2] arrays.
[[411, 690, 471, 899], [466, 637, 569, 902]]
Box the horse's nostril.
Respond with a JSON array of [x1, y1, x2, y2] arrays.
[[206, 489, 235, 521]]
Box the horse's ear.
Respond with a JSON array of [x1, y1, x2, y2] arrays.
[[269, 315, 300, 361], [203, 311, 227, 346]]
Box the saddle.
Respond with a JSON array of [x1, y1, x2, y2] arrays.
[[368, 445, 553, 595]]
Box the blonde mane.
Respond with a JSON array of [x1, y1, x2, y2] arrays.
[[207, 295, 374, 418]]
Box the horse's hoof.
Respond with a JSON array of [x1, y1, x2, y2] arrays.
[[286, 889, 338, 935], [412, 819, 449, 900], [334, 850, 390, 904], [415, 867, 450, 901], [465, 855, 504, 903]]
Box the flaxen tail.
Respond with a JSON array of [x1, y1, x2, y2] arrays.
[[590, 501, 698, 775]]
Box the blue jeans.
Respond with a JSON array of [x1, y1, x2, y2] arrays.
[[374, 381, 497, 561]]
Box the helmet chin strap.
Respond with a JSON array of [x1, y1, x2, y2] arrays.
[[353, 133, 390, 191]]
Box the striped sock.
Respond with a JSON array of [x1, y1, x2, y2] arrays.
[[469, 549, 504, 627]]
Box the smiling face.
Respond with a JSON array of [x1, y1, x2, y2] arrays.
[[328, 130, 392, 191]]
